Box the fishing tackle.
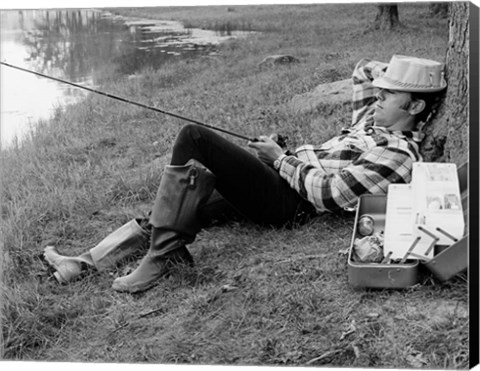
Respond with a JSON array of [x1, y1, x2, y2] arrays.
[[1, 61, 288, 147]]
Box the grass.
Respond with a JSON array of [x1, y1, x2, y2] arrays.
[[1, 2, 469, 368]]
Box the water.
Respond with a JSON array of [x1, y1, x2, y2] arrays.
[[0, 9, 250, 148]]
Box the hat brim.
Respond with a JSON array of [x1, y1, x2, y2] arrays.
[[372, 77, 447, 93]]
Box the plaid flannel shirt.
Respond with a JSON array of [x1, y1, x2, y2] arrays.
[[277, 58, 424, 213]]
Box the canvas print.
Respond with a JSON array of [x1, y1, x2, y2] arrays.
[[0, 1, 476, 369]]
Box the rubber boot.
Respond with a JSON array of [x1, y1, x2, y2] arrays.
[[44, 218, 150, 284], [112, 159, 215, 293]]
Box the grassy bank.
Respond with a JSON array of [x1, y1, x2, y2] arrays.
[[1, 3, 469, 368]]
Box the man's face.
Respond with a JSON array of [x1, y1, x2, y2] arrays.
[[374, 89, 414, 129]]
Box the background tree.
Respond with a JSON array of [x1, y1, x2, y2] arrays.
[[429, 2, 449, 18], [373, 4, 401, 30], [421, 2, 469, 165]]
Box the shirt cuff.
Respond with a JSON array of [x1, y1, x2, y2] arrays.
[[273, 154, 287, 170]]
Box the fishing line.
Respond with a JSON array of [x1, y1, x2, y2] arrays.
[[1, 61, 256, 142]]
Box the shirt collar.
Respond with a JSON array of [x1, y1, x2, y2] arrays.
[[341, 125, 424, 142], [366, 125, 425, 142]]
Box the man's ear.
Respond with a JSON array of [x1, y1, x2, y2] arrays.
[[409, 99, 426, 115]]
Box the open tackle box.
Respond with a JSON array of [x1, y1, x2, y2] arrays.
[[347, 162, 469, 289]]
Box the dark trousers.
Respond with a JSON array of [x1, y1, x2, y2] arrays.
[[170, 125, 315, 227]]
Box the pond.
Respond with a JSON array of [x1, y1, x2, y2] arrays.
[[0, 9, 250, 148]]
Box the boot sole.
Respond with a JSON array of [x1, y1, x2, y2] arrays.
[[111, 273, 168, 293]]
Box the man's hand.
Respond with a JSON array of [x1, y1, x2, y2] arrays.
[[248, 135, 284, 165]]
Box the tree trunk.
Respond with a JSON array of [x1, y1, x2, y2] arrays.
[[420, 2, 469, 165], [373, 5, 400, 30]]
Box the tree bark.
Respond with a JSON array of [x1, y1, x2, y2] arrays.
[[373, 5, 401, 30], [420, 2, 469, 165]]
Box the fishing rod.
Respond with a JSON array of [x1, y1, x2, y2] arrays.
[[0, 61, 257, 142]]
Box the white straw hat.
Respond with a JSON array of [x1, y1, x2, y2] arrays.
[[372, 55, 447, 93]]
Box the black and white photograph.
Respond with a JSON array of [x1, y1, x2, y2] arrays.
[[1, 0, 478, 369]]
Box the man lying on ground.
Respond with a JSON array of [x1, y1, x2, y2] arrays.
[[44, 55, 447, 293]]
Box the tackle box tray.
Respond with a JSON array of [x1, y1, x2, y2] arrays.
[[347, 162, 469, 289], [422, 235, 468, 281], [421, 162, 469, 281], [347, 194, 420, 289]]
